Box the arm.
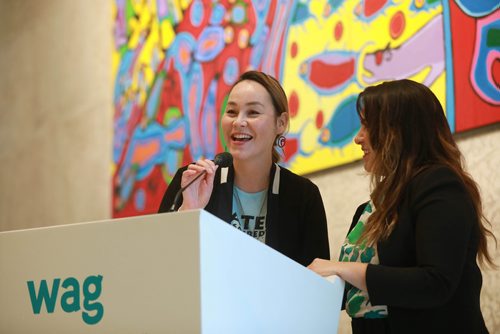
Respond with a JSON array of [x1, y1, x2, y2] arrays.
[[308, 259, 368, 291]]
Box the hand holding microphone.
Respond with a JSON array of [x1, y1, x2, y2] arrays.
[[169, 152, 233, 212]]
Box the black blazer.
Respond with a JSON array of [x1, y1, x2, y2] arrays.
[[347, 166, 488, 333], [159, 163, 330, 266]]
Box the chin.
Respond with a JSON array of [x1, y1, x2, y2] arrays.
[[228, 150, 245, 161], [363, 161, 373, 173]]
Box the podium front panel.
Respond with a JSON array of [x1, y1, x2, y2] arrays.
[[0, 211, 203, 333]]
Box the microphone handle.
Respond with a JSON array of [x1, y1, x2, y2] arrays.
[[168, 170, 207, 212]]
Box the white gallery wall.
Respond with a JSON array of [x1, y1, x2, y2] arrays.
[[1, 1, 498, 332]]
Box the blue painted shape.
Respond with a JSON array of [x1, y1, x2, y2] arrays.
[[455, 0, 499, 17], [195, 26, 225, 62], [320, 95, 361, 148]]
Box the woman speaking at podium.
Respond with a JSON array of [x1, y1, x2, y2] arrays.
[[159, 71, 330, 267], [308, 79, 496, 333]]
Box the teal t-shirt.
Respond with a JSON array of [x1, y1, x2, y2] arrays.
[[230, 186, 268, 243]]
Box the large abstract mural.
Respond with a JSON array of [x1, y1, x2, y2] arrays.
[[112, 0, 500, 218]]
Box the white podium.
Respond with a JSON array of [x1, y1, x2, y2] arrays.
[[0, 210, 344, 333]]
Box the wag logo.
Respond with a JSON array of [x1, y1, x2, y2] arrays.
[[26, 275, 104, 325]]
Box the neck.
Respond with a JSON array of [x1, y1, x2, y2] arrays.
[[233, 158, 272, 192]]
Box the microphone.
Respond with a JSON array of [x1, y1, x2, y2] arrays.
[[169, 152, 233, 212]]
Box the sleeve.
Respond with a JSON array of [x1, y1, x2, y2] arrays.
[[299, 182, 330, 265], [366, 167, 476, 308], [157, 166, 186, 213]]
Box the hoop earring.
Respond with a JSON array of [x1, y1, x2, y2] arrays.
[[276, 135, 286, 148]]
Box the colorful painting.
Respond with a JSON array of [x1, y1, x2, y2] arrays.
[[112, 0, 500, 217]]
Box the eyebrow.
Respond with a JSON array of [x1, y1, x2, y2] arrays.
[[226, 101, 265, 108]]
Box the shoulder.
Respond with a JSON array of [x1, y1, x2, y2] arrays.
[[277, 165, 319, 191], [413, 165, 460, 181], [409, 165, 465, 193], [406, 165, 471, 210]]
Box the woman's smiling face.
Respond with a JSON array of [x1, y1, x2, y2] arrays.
[[354, 121, 375, 173], [222, 79, 286, 163]]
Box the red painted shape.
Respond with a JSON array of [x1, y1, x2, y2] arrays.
[[288, 90, 299, 118], [364, 0, 388, 18], [290, 41, 298, 58], [375, 50, 384, 65], [282, 138, 298, 163], [309, 58, 355, 89], [334, 21, 343, 41], [493, 58, 500, 89], [390, 11, 405, 39], [316, 110, 324, 129]]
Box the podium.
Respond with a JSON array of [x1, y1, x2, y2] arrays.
[[0, 210, 344, 333]]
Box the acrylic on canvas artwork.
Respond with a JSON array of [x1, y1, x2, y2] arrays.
[[112, 0, 500, 217]]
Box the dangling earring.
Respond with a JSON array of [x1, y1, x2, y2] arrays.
[[276, 135, 286, 148]]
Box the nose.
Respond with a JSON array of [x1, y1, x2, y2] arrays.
[[354, 127, 364, 145], [234, 114, 247, 127]]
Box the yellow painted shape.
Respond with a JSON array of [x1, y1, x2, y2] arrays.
[[161, 20, 176, 49]]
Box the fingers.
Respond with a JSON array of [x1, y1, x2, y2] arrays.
[[307, 258, 323, 268], [181, 158, 218, 189], [187, 158, 218, 175], [307, 258, 335, 277]]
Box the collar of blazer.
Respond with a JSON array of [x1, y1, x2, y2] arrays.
[[218, 163, 281, 195]]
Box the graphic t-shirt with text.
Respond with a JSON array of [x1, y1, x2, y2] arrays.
[[230, 186, 268, 243]]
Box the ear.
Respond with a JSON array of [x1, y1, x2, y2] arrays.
[[276, 112, 289, 133]]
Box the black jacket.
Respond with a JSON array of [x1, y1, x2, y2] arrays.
[[159, 163, 330, 266], [347, 166, 487, 333]]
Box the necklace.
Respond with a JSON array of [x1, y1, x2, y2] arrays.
[[233, 186, 268, 218]]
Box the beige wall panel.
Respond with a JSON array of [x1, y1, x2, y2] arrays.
[[0, 1, 112, 230]]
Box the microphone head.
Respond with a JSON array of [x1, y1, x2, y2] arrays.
[[214, 152, 233, 167]]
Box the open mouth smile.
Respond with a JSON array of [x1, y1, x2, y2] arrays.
[[231, 133, 253, 142]]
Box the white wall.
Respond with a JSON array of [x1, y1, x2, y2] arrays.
[[0, 1, 498, 332]]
